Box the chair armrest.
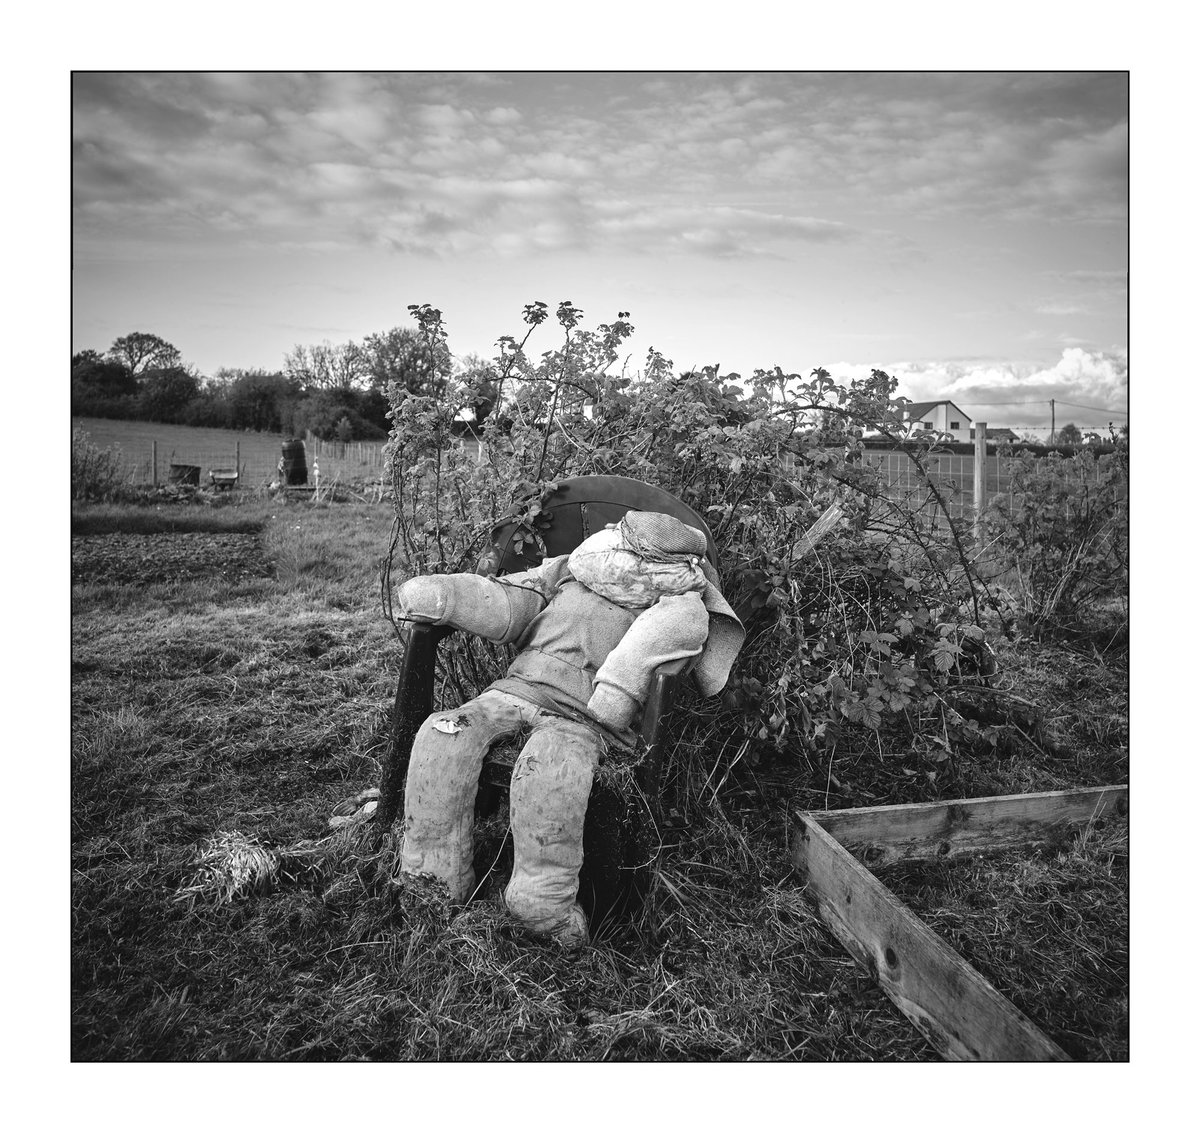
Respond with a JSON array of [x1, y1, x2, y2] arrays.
[[376, 622, 453, 828]]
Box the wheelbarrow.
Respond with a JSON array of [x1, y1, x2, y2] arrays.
[[209, 468, 239, 491]]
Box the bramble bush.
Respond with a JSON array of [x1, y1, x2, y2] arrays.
[[984, 438, 1128, 634], [382, 301, 1010, 798]]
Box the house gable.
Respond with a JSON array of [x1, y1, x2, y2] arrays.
[[894, 399, 973, 438]]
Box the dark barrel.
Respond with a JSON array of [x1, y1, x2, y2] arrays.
[[168, 463, 200, 486], [281, 438, 308, 485]]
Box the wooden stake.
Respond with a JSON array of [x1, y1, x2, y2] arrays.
[[790, 503, 843, 561], [973, 421, 986, 545]]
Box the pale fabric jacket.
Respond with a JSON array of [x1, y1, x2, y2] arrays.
[[396, 550, 742, 748]]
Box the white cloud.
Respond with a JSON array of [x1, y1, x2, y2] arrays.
[[414, 104, 478, 130], [837, 348, 1130, 432]]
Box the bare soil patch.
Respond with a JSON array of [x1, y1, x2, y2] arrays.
[[72, 531, 274, 586]]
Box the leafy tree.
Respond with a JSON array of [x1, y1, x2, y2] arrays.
[[283, 340, 370, 391], [361, 325, 451, 399], [1057, 422, 1082, 445], [72, 350, 137, 399], [453, 352, 500, 426], [108, 332, 181, 375], [137, 366, 202, 423], [292, 388, 388, 441], [225, 369, 301, 432]]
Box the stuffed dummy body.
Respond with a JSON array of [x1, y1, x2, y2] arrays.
[[395, 511, 744, 947]]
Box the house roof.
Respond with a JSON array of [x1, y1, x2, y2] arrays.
[[896, 399, 973, 422]]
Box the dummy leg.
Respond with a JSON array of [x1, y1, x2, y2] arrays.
[[401, 689, 534, 901], [505, 713, 605, 947]]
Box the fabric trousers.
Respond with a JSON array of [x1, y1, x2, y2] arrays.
[[400, 688, 606, 936]]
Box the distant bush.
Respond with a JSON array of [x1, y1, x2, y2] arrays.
[[294, 390, 389, 441], [72, 427, 134, 503]]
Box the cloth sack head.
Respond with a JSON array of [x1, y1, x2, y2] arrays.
[[568, 510, 745, 696], [568, 526, 706, 608]]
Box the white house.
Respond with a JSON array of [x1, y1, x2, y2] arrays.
[[896, 400, 973, 443]]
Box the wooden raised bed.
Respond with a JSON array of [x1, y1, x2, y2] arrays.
[[791, 785, 1128, 1061]]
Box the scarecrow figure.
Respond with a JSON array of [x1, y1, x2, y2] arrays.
[[377, 512, 743, 947]]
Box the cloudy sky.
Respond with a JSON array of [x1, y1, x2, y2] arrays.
[[72, 71, 1128, 436]]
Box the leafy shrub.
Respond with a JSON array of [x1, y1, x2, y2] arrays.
[[985, 442, 1128, 633], [382, 302, 1004, 794], [72, 427, 134, 503]]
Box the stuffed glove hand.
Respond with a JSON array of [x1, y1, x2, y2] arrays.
[[585, 682, 642, 732], [396, 576, 453, 623]]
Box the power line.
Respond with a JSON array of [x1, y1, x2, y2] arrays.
[[1054, 400, 1128, 415], [960, 398, 1127, 414]]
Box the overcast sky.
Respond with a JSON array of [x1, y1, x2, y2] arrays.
[[72, 71, 1128, 436]]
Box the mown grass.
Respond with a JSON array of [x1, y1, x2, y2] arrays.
[[71, 496, 1128, 1061]]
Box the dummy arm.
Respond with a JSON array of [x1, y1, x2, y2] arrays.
[[395, 564, 560, 643], [587, 591, 710, 732], [376, 560, 564, 828]]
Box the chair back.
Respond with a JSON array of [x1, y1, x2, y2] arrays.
[[479, 475, 720, 577]]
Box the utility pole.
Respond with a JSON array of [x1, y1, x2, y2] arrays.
[[1050, 398, 1055, 443]]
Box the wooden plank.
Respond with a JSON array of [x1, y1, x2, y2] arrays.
[[793, 814, 1071, 1061], [802, 785, 1127, 869]]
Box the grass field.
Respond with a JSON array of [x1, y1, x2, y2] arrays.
[[72, 417, 387, 490], [70, 492, 1128, 1061]]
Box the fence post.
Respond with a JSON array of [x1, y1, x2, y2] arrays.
[[973, 422, 987, 545], [152, 440, 158, 487]]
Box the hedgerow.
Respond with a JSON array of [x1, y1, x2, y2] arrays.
[[381, 302, 1012, 797]]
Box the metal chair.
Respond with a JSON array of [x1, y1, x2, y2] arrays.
[[374, 475, 721, 923]]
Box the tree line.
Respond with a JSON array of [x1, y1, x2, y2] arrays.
[[71, 328, 497, 442]]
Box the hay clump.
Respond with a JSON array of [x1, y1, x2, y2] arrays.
[[175, 819, 397, 910], [174, 831, 286, 906]]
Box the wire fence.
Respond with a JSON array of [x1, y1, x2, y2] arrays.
[[106, 430, 390, 490], [783, 446, 1109, 531], [82, 416, 1109, 520]]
